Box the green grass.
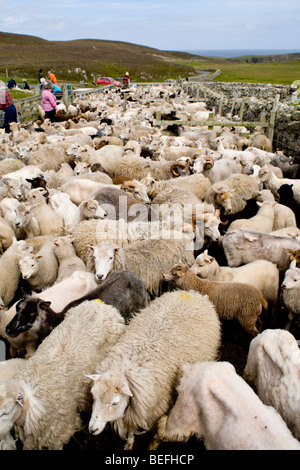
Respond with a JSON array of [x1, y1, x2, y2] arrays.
[[174, 57, 300, 85], [1, 32, 299, 86]]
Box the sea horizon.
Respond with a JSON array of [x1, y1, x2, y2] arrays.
[[182, 49, 300, 58]]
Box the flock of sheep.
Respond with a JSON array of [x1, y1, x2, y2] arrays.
[[0, 82, 299, 451]]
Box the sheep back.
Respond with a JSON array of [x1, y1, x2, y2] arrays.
[[11, 300, 125, 450], [94, 290, 221, 441]]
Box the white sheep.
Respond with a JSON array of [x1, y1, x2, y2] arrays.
[[86, 290, 221, 450], [53, 235, 87, 282], [28, 188, 64, 236], [281, 260, 300, 329], [18, 240, 58, 291], [244, 329, 300, 441], [86, 236, 195, 296], [0, 300, 126, 450], [152, 361, 300, 450], [227, 201, 276, 233], [257, 166, 300, 203]]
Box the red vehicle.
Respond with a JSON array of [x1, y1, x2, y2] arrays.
[[96, 76, 121, 86]]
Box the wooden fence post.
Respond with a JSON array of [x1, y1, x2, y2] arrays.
[[208, 112, 214, 130], [267, 94, 280, 143]]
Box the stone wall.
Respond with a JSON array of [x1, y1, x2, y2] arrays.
[[185, 81, 300, 156]]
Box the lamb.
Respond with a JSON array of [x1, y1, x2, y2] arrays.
[[14, 202, 41, 239], [152, 361, 300, 450], [163, 263, 267, 336], [53, 235, 87, 282], [257, 166, 300, 203], [244, 329, 300, 441], [0, 178, 28, 202], [86, 237, 195, 296], [222, 228, 300, 274], [191, 251, 279, 325], [18, 240, 59, 291], [281, 260, 300, 329], [0, 300, 126, 450], [85, 289, 221, 450], [28, 188, 64, 236], [227, 201, 276, 233]]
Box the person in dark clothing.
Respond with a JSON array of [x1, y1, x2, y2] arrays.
[[38, 69, 44, 91], [7, 78, 16, 89], [0, 89, 18, 133], [21, 79, 30, 90], [38, 69, 44, 83]]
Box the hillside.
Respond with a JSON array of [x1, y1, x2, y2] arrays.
[[0, 32, 199, 82], [230, 53, 300, 63]]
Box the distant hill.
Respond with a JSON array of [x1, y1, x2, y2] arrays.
[[0, 31, 200, 82], [230, 53, 300, 63]]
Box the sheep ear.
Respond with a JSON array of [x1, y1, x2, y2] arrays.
[[290, 260, 297, 269], [122, 380, 134, 397], [87, 245, 94, 252], [16, 393, 24, 407], [83, 374, 101, 381]]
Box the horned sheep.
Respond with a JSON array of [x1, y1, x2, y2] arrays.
[[86, 290, 221, 450], [152, 361, 300, 450], [0, 300, 126, 450]]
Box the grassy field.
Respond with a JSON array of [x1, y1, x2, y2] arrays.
[[1, 32, 299, 86]]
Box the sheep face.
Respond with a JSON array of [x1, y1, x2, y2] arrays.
[[88, 244, 118, 281], [86, 373, 133, 436], [163, 263, 189, 285], [191, 251, 216, 277], [5, 298, 50, 338], [120, 180, 150, 204], [81, 200, 108, 220], [18, 255, 40, 280], [282, 265, 300, 290]]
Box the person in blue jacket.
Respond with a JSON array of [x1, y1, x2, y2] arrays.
[[7, 78, 16, 89]]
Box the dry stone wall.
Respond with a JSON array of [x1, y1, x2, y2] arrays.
[[186, 81, 300, 156]]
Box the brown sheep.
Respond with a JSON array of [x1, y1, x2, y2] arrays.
[[163, 263, 268, 337]]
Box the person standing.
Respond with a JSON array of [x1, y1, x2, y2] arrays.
[[0, 89, 18, 133], [41, 81, 57, 122], [48, 70, 58, 85], [122, 71, 130, 88]]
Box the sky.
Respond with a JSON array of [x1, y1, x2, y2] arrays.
[[0, 0, 299, 52]]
